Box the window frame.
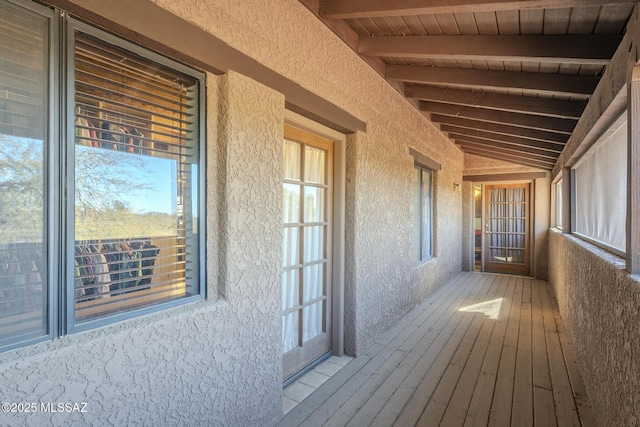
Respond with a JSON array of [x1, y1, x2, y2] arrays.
[[555, 178, 563, 230], [413, 163, 434, 262], [0, 1, 206, 353], [63, 18, 207, 333], [0, 0, 58, 353]]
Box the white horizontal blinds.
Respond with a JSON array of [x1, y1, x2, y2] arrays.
[[73, 32, 200, 321], [0, 2, 49, 345], [573, 114, 627, 252]]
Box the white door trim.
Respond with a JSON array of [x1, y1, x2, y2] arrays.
[[284, 110, 346, 356]]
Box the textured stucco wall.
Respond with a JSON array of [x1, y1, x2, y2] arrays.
[[462, 154, 549, 279], [146, 0, 464, 356], [1, 1, 466, 425], [345, 128, 463, 355], [549, 231, 640, 427], [0, 71, 284, 427]]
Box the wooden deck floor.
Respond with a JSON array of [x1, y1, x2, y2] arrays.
[[278, 272, 595, 427]]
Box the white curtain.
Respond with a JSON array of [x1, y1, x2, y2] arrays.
[[282, 140, 327, 353], [573, 114, 627, 252], [304, 146, 325, 184]]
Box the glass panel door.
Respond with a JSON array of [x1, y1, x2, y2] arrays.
[[484, 183, 530, 276], [282, 124, 333, 381]]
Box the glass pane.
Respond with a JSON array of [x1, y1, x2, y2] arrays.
[[303, 301, 323, 342], [508, 249, 525, 264], [490, 248, 507, 263], [303, 263, 324, 303], [303, 226, 324, 264], [73, 32, 200, 321], [556, 180, 563, 228], [284, 140, 300, 180], [474, 185, 482, 271], [0, 4, 49, 346], [490, 232, 506, 248], [282, 227, 299, 268], [283, 183, 300, 223], [490, 219, 506, 233], [412, 166, 422, 261], [421, 169, 432, 257], [490, 188, 506, 202], [304, 146, 325, 184], [304, 186, 325, 223], [282, 270, 299, 311], [509, 202, 525, 218], [282, 311, 299, 353]]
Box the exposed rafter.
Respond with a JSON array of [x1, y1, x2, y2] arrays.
[[420, 101, 576, 133], [457, 145, 556, 169], [306, 0, 633, 168], [319, 0, 636, 19], [439, 125, 565, 152], [452, 135, 560, 160], [386, 65, 598, 99], [360, 35, 621, 65], [405, 86, 586, 119], [431, 115, 570, 144]]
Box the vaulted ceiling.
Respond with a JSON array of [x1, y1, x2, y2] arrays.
[[300, 0, 637, 170]]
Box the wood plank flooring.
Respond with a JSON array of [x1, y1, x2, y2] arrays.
[[278, 272, 595, 427]]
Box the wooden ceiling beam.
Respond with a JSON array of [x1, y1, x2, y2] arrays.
[[458, 146, 555, 169], [440, 124, 565, 152], [360, 35, 620, 65], [319, 0, 636, 19], [406, 85, 586, 119], [420, 101, 576, 133], [431, 115, 569, 144], [387, 65, 598, 98], [452, 135, 560, 160]]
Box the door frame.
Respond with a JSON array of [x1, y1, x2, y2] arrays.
[[483, 183, 531, 276], [470, 178, 537, 277], [283, 110, 346, 361]]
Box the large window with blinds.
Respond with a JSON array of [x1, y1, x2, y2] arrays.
[[0, 0, 205, 351], [70, 28, 203, 326]]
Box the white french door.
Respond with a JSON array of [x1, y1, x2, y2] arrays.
[[282, 124, 333, 381]]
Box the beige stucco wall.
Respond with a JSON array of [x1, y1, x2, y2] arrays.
[[149, 0, 464, 355], [549, 231, 640, 427], [0, 1, 465, 426], [345, 127, 463, 355], [0, 72, 285, 427], [462, 154, 550, 279]]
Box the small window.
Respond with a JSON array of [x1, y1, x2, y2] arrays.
[[555, 179, 563, 230], [572, 113, 626, 254], [413, 165, 433, 261]]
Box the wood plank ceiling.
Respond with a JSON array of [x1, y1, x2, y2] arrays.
[[300, 0, 637, 170]]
